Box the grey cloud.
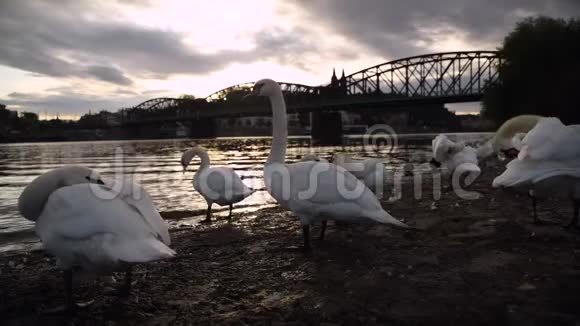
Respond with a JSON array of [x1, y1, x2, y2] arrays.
[[0, 1, 322, 85], [1, 89, 169, 116], [295, 0, 580, 60], [86, 65, 133, 85]]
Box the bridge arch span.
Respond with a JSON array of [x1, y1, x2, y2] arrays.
[[344, 51, 500, 98], [205, 82, 320, 102]]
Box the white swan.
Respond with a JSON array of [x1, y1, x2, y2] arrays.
[[247, 79, 407, 250], [431, 134, 481, 186], [18, 166, 175, 312], [333, 153, 385, 192], [493, 117, 580, 226], [477, 114, 542, 159], [181, 147, 255, 222]]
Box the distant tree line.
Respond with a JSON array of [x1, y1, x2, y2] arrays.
[[482, 16, 580, 124]]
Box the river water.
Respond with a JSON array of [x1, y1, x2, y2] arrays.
[[0, 133, 491, 253]]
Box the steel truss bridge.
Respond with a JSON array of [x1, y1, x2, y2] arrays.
[[125, 51, 500, 122]]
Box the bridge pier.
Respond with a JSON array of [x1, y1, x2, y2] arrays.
[[311, 111, 343, 145], [189, 118, 216, 139]]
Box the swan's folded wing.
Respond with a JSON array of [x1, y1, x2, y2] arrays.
[[520, 118, 580, 161], [285, 162, 379, 207], [112, 179, 171, 245], [493, 159, 580, 188], [199, 167, 251, 197], [37, 184, 174, 264]]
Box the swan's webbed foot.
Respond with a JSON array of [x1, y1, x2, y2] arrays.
[[104, 266, 133, 297], [41, 269, 94, 315]]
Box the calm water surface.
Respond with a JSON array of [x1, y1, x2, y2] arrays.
[[0, 133, 491, 253]]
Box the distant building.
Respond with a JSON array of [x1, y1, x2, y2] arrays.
[[0, 103, 19, 120]]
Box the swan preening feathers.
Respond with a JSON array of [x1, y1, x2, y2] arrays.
[[431, 134, 481, 186], [248, 78, 407, 250], [18, 166, 175, 311], [493, 117, 580, 227], [181, 146, 255, 222], [477, 114, 542, 160]]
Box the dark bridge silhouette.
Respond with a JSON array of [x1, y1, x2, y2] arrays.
[[127, 51, 499, 115], [122, 51, 500, 142]]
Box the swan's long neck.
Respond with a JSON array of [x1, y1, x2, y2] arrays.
[[183, 148, 210, 171], [18, 175, 59, 221], [267, 92, 287, 165]]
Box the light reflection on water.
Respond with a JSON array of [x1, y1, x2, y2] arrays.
[[0, 133, 491, 252]]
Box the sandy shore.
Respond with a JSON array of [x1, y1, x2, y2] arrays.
[[2, 161, 580, 325]]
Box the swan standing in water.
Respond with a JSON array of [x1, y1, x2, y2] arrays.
[[246, 79, 407, 250], [430, 134, 481, 186], [493, 117, 580, 227], [181, 147, 255, 222], [18, 166, 175, 312], [333, 153, 385, 193]]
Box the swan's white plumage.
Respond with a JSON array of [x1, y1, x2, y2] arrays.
[[476, 115, 542, 159], [265, 161, 405, 227], [20, 169, 174, 271], [432, 134, 481, 185], [491, 115, 542, 153], [182, 147, 255, 207], [194, 167, 255, 205], [255, 78, 406, 231], [493, 117, 580, 189]]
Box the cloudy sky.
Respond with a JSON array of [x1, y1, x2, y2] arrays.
[[1, 0, 578, 119]]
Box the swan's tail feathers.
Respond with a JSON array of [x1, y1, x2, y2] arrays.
[[366, 210, 408, 228], [112, 238, 176, 264]]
